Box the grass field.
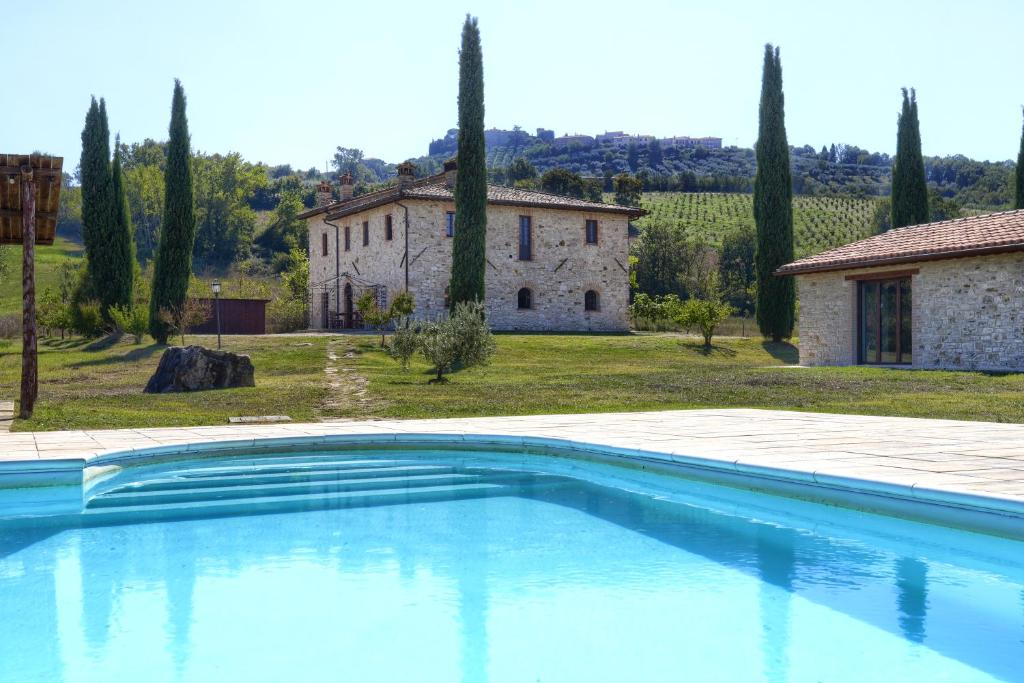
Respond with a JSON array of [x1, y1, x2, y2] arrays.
[[632, 192, 877, 258], [0, 335, 332, 431], [3, 333, 1023, 432], [0, 238, 83, 316]]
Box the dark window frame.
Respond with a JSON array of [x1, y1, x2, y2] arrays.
[[585, 219, 599, 245], [344, 226, 351, 251], [857, 276, 912, 365], [321, 232, 328, 256], [517, 287, 532, 310], [445, 211, 455, 238], [385, 214, 393, 241], [519, 215, 533, 261], [584, 289, 599, 311], [362, 220, 369, 246]]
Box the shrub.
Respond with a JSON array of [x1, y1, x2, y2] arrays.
[[358, 289, 417, 346], [0, 314, 19, 339], [418, 319, 460, 382], [109, 305, 148, 344], [387, 317, 420, 370], [673, 298, 735, 350], [448, 300, 495, 370], [157, 299, 211, 345], [268, 297, 307, 333], [71, 300, 106, 338]]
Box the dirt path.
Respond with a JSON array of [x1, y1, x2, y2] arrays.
[[321, 337, 376, 420]]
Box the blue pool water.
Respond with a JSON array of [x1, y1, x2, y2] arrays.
[[1, 449, 1022, 682]]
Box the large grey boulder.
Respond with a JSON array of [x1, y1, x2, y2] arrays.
[[144, 345, 255, 393]]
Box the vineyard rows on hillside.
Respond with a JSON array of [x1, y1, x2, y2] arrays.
[[630, 192, 879, 257]]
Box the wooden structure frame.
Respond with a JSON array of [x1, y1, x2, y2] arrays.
[[1, 154, 63, 418]]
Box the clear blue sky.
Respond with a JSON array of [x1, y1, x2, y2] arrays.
[[6, 0, 1023, 172]]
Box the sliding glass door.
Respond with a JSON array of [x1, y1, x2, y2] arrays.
[[859, 278, 912, 365]]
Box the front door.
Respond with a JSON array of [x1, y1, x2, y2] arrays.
[[858, 277, 912, 364], [343, 284, 353, 329]]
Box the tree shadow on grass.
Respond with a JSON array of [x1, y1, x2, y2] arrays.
[[42, 337, 91, 351], [678, 341, 738, 358], [70, 343, 164, 368], [761, 340, 799, 364], [84, 332, 124, 352]]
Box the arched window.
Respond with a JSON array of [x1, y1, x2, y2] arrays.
[[517, 287, 532, 310], [584, 290, 599, 311]]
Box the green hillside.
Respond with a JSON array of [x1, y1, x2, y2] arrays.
[[0, 238, 84, 317], [631, 192, 878, 258]]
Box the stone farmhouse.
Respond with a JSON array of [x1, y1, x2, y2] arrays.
[[300, 161, 643, 332], [778, 209, 1024, 371]]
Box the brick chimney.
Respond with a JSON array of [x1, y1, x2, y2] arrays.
[[397, 161, 416, 189], [339, 172, 354, 201], [443, 159, 457, 189], [316, 180, 333, 207]]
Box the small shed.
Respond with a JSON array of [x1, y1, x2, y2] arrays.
[[187, 298, 270, 335]]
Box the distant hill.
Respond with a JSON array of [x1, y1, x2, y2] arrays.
[[414, 130, 1015, 212]]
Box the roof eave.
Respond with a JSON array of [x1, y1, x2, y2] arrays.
[[776, 242, 1024, 276]]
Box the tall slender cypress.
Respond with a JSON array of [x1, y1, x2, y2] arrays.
[[149, 80, 196, 344], [110, 135, 135, 310], [449, 15, 487, 309], [891, 88, 929, 229], [1015, 109, 1024, 210], [79, 97, 113, 301], [753, 44, 795, 342]]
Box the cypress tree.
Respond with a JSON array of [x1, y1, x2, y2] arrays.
[[891, 88, 929, 229], [110, 134, 135, 310], [1016, 109, 1024, 210], [79, 97, 113, 301], [149, 80, 196, 343], [753, 44, 795, 342], [449, 15, 487, 310]]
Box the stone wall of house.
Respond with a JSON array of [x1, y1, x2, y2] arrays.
[[307, 205, 408, 329], [795, 253, 1024, 370], [308, 197, 632, 332]]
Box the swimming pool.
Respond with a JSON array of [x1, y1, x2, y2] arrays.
[[1, 444, 1022, 682]]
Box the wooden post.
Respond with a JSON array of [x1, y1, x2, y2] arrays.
[[19, 165, 37, 419]]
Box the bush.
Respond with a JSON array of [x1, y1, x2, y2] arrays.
[[0, 314, 19, 339], [387, 317, 420, 370], [386, 301, 495, 382], [673, 298, 735, 350], [71, 300, 105, 338], [268, 297, 307, 333], [109, 305, 148, 344]]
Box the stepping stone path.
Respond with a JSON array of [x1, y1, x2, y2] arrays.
[[322, 338, 374, 417]]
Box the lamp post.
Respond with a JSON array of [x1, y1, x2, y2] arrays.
[[211, 280, 222, 349]]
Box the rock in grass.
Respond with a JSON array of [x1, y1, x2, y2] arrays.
[[144, 345, 255, 393]]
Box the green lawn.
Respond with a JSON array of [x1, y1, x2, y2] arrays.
[[339, 334, 1024, 423], [1, 332, 1023, 432], [0, 335, 334, 431]]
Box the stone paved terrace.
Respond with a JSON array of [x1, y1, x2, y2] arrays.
[[1, 409, 1023, 507]]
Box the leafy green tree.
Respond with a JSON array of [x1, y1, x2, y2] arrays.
[[192, 153, 267, 267], [1016, 110, 1024, 210], [109, 135, 136, 313], [613, 173, 642, 207], [648, 138, 663, 167], [753, 44, 796, 342], [540, 168, 600, 200], [256, 189, 306, 253], [872, 197, 892, 234], [357, 289, 417, 346], [108, 304, 148, 344], [507, 157, 537, 183], [928, 189, 962, 221], [449, 15, 487, 310], [719, 224, 756, 315], [627, 142, 639, 171], [149, 80, 197, 344], [674, 296, 735, 350], [123, 162, 165, 263], [891, 88, 929, 228]]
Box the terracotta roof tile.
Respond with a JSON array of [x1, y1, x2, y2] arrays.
[[299, 173, 645, 221], [776, 208, 1024, 275]]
